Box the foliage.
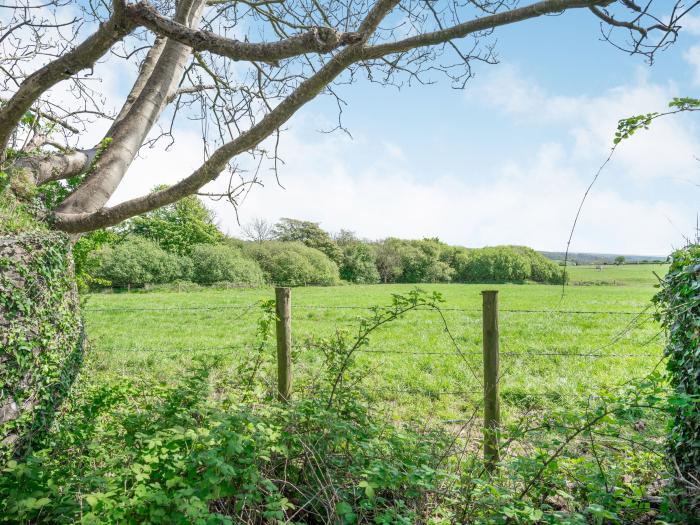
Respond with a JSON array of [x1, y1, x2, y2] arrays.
[[457, 246, 528, 282], [453, 246, 565, 284], [0, 289, 684, 524], [373, 238, 455, 283], [0, 184, 45, 234], [244, 241, 340, 286], [510, 246, 567, 284], [72, 230, 120, 292], [0, 232, 82, 460], [272, 218, 342, 264], [189, 244, 265, 286], [374, 239, 404, 283], [653, 243, 700, 511], [93, 236, 186, 287], [614, 97, 700, 145], [127, 188, 224, 256], [339, 240, 380, 284]]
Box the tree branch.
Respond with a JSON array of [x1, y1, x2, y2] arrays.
[[130, 0, 363, 63], [361, 0, 613, 60], [0, 0, 133, 157], [14, 148, 98, 185], [55, 0, 207, 215], [51, 45, 361, 232]]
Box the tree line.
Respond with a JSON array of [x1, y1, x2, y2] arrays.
[[76, 196, 565, 290]]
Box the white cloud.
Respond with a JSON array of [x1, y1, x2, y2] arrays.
[[684, 44, 700, 87], [202, 122, 695, 255], [107, 65, 699, 255]]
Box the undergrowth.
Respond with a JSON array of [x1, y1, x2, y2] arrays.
[[0, 291, 690, 524]]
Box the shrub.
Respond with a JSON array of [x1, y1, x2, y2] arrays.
[[374, 239, 404, 283], [93, 237, 185, 287], [510, 246, 566, 284], [244, 241, 339, 286], [452, 246, 564, 284], [339, 242, 380, 284], [373, 238, 454, 283], [127, 190, 224, 255], [272, 218, 342, 263], [653, 243, 700, 503], [457, 246, 530, 282], [189, 244, 265, 286]]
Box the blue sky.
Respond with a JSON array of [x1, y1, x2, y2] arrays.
[[91, 6, 700, 254]]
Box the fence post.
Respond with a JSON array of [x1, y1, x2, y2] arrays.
[[482, 290, 500, 472], [275, 287, 292, 402]]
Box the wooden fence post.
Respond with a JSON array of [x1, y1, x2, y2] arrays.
[[482, 290, 500, 472], [275, 287, 292, 402]]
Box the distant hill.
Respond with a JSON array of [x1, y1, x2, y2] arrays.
[[539, 251, 667, 265]]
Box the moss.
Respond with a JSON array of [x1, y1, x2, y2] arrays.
[[0, 180, 46, 235]]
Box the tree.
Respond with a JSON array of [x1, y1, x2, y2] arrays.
[[93, 236, 185, 287], [189, 244, 265, 285], [374, 239, 404, 283], [272, 218, 342, 263], [241, 217, 275, 243], [1, 1, 691, 234], [127, 188, 224, 255], [614, 255, 626, 265], [244, 241, 340, 286], [340, 242, 380, 284]]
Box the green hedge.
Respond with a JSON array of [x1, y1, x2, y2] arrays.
[[244, 241, 340, 286], [653, 244, 700, 492], [0, 233, 83, 460], [92, 237, 186, 287], [189, 244, 265, 286]]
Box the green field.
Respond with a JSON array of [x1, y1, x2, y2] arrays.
[[83, 264, 668, 422]]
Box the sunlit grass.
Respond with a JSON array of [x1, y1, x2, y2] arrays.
[[82, 264, 667, 422]]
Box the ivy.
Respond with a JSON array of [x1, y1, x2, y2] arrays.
[[0, 232, 83, 462], [652, 243, 700, 508]]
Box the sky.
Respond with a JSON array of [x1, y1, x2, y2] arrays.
[[11, 2, 700, 255]]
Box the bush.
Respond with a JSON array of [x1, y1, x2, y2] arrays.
[[653, 243, 700, 501], [92, 237, 185, 287], [189, 244, 265, 286], [339, 242, 380, 284], [510, 246, 566, 284], [373, 238, 454, 283], [456, 246, 530, 282], [244, 241, 339, 286], [453, 246, 564, 284]]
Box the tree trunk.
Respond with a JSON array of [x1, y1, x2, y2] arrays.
[[0, 232, 83, 461]]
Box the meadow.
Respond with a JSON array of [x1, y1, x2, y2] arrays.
[[83, 264, 668, 423]]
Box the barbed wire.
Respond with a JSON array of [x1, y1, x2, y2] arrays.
[[83, 303, 657, 317], [84, 303, 259, 312]]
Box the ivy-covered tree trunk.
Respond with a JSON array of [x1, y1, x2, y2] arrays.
[[0, 232, 83, 460], [653, 244, 700, 512]]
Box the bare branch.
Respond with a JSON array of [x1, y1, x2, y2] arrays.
[[0, 0, 133, 156], [130, 0, 363, 63]]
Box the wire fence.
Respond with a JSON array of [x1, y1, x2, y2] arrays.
[[83, 288, 665, 422], [84, 303, 655, 316]]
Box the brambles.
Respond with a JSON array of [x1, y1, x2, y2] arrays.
[[0, 290, 684, 523]]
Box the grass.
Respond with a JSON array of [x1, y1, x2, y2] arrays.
[[82, 264, 668, 423]]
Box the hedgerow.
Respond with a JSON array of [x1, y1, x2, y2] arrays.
[[653, 243, 700, 514], [0, 291, 688, 524]]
